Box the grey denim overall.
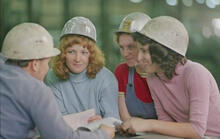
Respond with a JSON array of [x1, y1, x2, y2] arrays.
[[125, 67, 157, 119]]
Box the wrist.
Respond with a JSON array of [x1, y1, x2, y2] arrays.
[[144, 119, 154, 132]]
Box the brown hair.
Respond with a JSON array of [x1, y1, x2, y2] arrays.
[[132, 32, 186, 79], [149, 42, 186, 79], [52, 35, 105, 80], [5, 59, 30, 67]]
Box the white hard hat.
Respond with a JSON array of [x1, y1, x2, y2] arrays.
[[2, 23, 60, 60], [140, 16, 189, 56], [60, 16, 96, 42], [116, 12, 151, 33]]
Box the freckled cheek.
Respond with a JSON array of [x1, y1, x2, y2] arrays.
[[65, 60, 72, 69], [65, 59, 70, 66], [133, 51, 139, 57], [66, 55, 74, 63]]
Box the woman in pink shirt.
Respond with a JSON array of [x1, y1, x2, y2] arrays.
[[118, 16, 220, 139]]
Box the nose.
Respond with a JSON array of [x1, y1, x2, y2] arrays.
[[137, 51, 143, 62], [75, 53, 80, 62], [123, 48, 130, 57]]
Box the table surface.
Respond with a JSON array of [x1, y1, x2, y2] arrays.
[[115, 133, 183, 139]]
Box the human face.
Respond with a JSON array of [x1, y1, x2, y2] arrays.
[[37, 58, 51, 81], [65, 44, 90, 74], [137, 42, 159, 74], [118, 34, 138, 67]]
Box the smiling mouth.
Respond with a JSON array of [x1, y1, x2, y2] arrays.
[[73, 64, 82, 66], [126, 58, 134, 61]]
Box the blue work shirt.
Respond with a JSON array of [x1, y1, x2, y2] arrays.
[[0, 63, 109, 139]]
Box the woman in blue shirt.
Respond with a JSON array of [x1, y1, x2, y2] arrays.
[[45, 17, 120, 122]]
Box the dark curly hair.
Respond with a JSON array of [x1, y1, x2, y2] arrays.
[[132, 32, 186, 79], [149, 43, 186, 79]]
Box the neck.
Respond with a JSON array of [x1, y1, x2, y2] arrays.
[[22, 62, 42, 81]]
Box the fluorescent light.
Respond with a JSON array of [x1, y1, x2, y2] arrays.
[[129, 0, 143, 3]]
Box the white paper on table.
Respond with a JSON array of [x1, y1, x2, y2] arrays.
[[63, 109, 95, 130], [78, 117, 122, 132]]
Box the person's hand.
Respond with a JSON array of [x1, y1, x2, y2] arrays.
[[115, 123, 131, 136], [99, 124, 115, 139], [88, 115, 102, 123], [120, 117, 149, 135]]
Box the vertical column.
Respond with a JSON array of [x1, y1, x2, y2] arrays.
[[148, 0, 158, 17], [27, 0, 41, 23], [176, 0, 183, 21], [0, 0, 4, 51], [100, 0, 112, 69], [0, 0, 9, 51], [63, 0, 70, 23], [27, 0, 33, 21]]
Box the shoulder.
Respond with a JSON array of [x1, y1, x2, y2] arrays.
[[181, 60, 216, 87], [22, 73, 52, 95], [183, 60, 210, 77], [17, 69, 52, 101], [114, 63, 129, 73], [97, 67, 115, 78], [95, 67, 118, 85], [114, 63, 129, 80], [0, 64, 52, 104]]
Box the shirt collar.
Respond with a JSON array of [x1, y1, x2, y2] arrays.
[[69, 69, 88, 83]]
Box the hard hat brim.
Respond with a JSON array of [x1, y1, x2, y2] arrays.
[[2, 48, 60, 60]]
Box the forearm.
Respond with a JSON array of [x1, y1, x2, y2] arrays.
[[148, 120, 201, 139], [118, 95, 131, 121]]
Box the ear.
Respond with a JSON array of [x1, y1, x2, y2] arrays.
[[30, 59, 40, 72]]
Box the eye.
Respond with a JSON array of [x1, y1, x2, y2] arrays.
[[127, 45, 133, 50], [141, 48, 148, 53], [119, 45, 124, 50], [67, 50, 76, 54], [67, 50, 73, 53], [81, 51, 89, 55]]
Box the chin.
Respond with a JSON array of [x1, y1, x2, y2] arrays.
[[70, 69, 84, 74]]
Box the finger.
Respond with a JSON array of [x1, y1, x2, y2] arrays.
[[115, 125, 125, 135], [121, 122, 129, 131], [88, 115, 102, 123], [94, 115, 102, 120], [119, 130, 128, 136], [115, 125, 121, 131], [88, 117, 95, 123], [128, 128, 136, 135]]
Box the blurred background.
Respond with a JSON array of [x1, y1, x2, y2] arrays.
[[0, 0, 220, 87]]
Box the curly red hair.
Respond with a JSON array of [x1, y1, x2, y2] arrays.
[[52, 35, 105, 80]]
